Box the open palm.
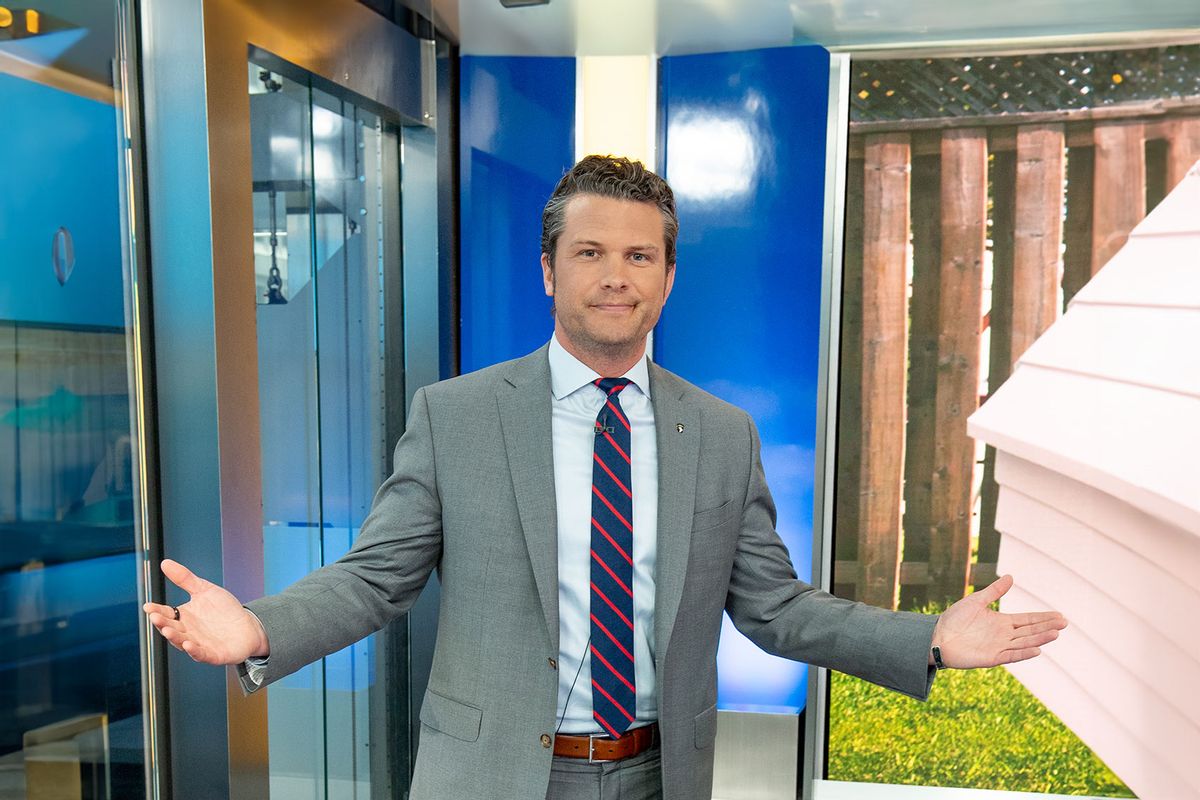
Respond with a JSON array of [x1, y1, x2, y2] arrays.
[[142, 559, 269, 665], [933, 574, 1068, 669]]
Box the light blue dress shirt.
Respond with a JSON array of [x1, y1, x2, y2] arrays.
[[548, 334, 659, 735], [246, 336, 662, 734]]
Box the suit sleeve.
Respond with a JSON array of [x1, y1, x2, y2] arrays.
[[723, 414, 938, 701], [242, 386, 444, 689]]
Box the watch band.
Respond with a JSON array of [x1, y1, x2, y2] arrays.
[[931, 645, 947, 670]]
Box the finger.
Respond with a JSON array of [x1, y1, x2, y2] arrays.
[[1008, 611, 1068, 630], [1008, 628, 1061, 650], [160, 625, 210, 660], [974, 573, 1014, 605], [143, 601, 178, 619], [146, 610, 182, 633], [181, 639, 206, 662], [158, 623, 185, 647], [1000, 646, 1041, 665], [1010, 616, 1067, 637], [161, 559, 206, 596]]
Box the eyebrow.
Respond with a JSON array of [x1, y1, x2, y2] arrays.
[[568, 239, 660, 252]]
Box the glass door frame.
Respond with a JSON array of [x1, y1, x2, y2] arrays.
[[136, 1, 437, 797]]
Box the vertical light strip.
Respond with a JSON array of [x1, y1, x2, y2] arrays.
[[574, 52, 660, 359], [576, 55, 657, 166]]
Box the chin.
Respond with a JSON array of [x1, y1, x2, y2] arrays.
[[582, 330, 645, 352]]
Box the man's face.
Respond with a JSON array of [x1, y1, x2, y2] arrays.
[[541, 194, 675, 361]]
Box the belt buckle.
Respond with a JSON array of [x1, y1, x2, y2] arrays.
[[587, 735, 609, 764]]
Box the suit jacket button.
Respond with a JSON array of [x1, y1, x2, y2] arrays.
[[548, 658, 557, 670], [540, 734, 552, 748]]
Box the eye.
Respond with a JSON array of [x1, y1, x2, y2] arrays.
[[630, 252, 650, 263], [578, 249, 598, 258]]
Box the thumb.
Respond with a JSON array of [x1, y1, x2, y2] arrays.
[[974, 573, 1014, 605], [161, 559, 205, 597]]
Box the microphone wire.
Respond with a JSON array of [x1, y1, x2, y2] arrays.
[[555, 634, 592, 736]]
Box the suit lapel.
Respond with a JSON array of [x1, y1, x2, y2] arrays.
[[496, 346, 560, 650], [649, 363, 700, 665]]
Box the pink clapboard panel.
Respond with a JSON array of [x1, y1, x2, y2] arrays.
[[996, 484, 1200, 668], [999, 582, 1200, 800], [970, 367, 1200, 533], [1019, 303, 1200, 397], [1071, 232, 1200, 308], [968, 147, 1200, 800], [995, 451, 1200, 590], [998, 535, 1200, 744]]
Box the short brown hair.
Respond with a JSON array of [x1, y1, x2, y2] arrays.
[[541, 155, 678, 269]]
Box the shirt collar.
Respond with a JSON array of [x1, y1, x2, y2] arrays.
[[548, 333, 651, 401]]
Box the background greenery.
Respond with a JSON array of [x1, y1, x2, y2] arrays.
[[827, 664, 1136, 797]]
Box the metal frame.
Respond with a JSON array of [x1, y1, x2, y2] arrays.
[[112, 1, 172, 797], [434, 34, 461, 380], [827, 27, 1200, 59], [137, 1, 429, 796], [802, 50, 852, 800]]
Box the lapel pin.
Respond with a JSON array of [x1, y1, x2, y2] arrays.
[[676, 423, 685, 433]]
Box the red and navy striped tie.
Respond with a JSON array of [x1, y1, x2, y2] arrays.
[[589, 377, 636, 739]]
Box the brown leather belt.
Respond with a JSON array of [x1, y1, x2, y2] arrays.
[[553, 723, 659, 762]]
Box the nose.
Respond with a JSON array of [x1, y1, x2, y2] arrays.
[[599, 254, 630, 290]]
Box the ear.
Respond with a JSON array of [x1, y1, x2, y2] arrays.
[[663, 262, 676, 303], [541, 252, 555, 297]]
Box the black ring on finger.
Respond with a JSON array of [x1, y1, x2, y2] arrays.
[[172, 606, 181, 621]]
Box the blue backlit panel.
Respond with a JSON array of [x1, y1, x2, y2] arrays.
[[658, 45, 830, 713], [459, 56, 576, 372], [0, 75, 124, 328]]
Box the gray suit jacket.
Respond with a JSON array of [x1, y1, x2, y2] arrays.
[[246, 345, 936, 799]]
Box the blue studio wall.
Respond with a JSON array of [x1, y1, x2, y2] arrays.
[[658, 45, 831, 713], [459, 56, 576, 372], [457, 48, 833, 714]]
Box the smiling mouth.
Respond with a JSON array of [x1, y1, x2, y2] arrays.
[[591, 303, 636, 312]]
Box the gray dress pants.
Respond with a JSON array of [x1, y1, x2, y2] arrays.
[[545, 744, 663, 800]]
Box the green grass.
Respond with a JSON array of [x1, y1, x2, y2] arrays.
[[827, 666, 1136, 797]]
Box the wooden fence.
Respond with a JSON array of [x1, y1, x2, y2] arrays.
[[834, 102, 1200, 610]]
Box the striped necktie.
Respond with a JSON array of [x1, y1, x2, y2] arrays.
[[589, 377, 636, 738]]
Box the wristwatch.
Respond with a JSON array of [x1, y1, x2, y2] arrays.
[[931, 645, 947, 670]]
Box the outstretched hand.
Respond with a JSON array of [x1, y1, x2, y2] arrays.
[[142, 559, 270, 665], [932, 574, 1067, 669]]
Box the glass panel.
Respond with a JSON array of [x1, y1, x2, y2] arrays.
[[0, 3, 144, 798], [250, 57, 395, 799], [250, 61, 326, 798], [310, 86, 386, 800]]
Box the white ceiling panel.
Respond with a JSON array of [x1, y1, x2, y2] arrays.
[[424, 0, 1200, 55]]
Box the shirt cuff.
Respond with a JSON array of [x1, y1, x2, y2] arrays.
[[239, 656, 269, 688], [237, 606, 270, 691]]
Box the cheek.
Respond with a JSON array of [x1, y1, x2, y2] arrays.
[[557, 274, 588, 302], [639, 276, 669, 300]]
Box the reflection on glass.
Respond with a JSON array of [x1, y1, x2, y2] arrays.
[[0, 3, 143, 798], [250, 61, 311, 306], [250, 57, 393, 798]]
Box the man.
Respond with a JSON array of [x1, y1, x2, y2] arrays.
[[145, 156, 1067, 800]]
